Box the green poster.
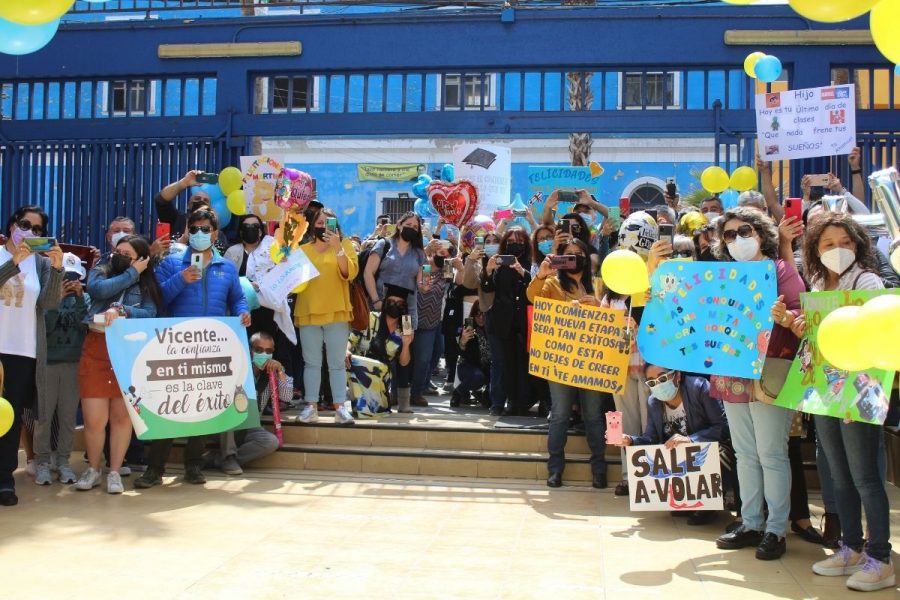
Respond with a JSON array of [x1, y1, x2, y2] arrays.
[[356, 164, 420, 182], [774, 289, 899, 424]]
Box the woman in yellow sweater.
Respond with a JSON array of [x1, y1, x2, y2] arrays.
[[527, 238, 609, 489], [294, 207, 359, 425]]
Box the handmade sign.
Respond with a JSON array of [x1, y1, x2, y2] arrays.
[[452, 143, 511, 216], [427, 181, 479, 228], [527, 165, 604, 197], [774, 289, 899, 425], [240, 155, 285, 220], [625, 443, 724, 512], [755, 84, 856, 161], [106, 317, 260, 440], [357, 163, 420, 182], [528, 297, 629, 394], [259, 246, 319, 302], [637, 261, 777, 379]]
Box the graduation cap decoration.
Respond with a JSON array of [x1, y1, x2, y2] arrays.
[[461, 148, 497, 170]]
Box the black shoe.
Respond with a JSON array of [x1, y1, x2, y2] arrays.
[[449, 389, 465, 408], [134, 467, 163, 489], [687, 510, 717, 526], [0, 490, 18, 506], [614, 481, 629, 496], [592, 474, 608, 489], [488, 406, 503, 417], [546, 472, 563, 488], [755, 532, 786, 561], [184, 466, 207, 485], [716, 528, 763, 550], [725, 519, 743, 534], [791, 521, 825, 545]]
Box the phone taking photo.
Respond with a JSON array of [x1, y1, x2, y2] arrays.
[[665, 177, 677, 199], [784, 197, 802, 222], [496, 255, 517, 267], [196, 172, 219, 185], [326, 217, 338, 234], [557, 220, 571, 235], [24, 237, 56, 252], [401, 315, 413, 335], [191, 252, 205, 277], [464, 317, 474, 330], [550, 255, 577, 270], [808, 174, 830, 187], [658, 223, 675, 247], [557, 190, 578, 204], [155, 221, 171, 240]]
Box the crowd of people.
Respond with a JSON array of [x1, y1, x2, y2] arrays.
[[1, 151, 899, 591]]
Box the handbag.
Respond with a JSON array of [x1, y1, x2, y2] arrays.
[[753, 357, 793, 404], [348, 280, 370, 332]]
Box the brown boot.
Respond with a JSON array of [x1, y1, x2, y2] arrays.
[[822, 512, 841, 549]]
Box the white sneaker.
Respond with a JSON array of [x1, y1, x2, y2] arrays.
[[335, 405, 355, 425], [34, 463, 53, 486], [846, 554, 895, 592], [57, 464, 77, 484], [75, 467, 102, 491], [106, 471, 124, 495], [813, 543, 864, 576], [25, 459, 36, 477], [119, 465, 132, 477], [296, 404, 319, 424]]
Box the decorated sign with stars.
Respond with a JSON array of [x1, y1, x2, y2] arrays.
[[636, 261, 777, 379]]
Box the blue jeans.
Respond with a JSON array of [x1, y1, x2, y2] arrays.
[[298, 321, 350, 404], [815, 415, 892, 562], [411, 326, 440, 398], [815, 428, 837, 514], [457, 361, 487, 396], [547, 381, 607, 478], [724, 401, 793, 537]]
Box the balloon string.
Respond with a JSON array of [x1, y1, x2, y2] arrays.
[[627, 303, 633, 337]]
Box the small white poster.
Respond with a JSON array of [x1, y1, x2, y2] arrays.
[[258, 247, 319, 302], [625, 442, 724, 512], [240, 155, 285, 221], [755, 84, 856, 161], [452, 143, 512, 216]]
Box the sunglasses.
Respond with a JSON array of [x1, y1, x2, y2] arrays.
[[251, 346, 274, 355], [17, 219, 44, 235], [189, 225, 212, 234], [721, 224, 755, 243], [646, 370, 677, 388]]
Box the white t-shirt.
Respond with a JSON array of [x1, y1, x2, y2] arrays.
[[0, 247, 39, 358], [663, 402, 688, 440]]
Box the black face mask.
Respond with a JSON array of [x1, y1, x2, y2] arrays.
[[699, 248, 716, 262], [110, 254, 132, 275], [314, 227, 327, 241], [400, 226, 419, 243], [567, 255, 587, 273], [239, 224, 261, 244], [383, 301, 407, 319], [506, 242, 526, 256], [433, 256, 446, 269]]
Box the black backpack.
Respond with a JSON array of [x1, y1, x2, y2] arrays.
[[355, 238, 391, 285]]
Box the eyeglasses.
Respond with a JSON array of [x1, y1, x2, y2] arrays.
[[646, 370, 677, 388], [17, 219, 43, 235], [189, 225, 212, 234], [721, 224, 755, 243], [251, 347, 274, 355]]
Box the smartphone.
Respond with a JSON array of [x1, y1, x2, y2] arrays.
[[496, 255, 517, 267], [464, 317, 474, 329], [155, 221, 171, 240], [423, 264, 432, 275], [557, 190, 578, 204], [808, 174, 830, 187], [267, 221, 279, 237], [401, 315, 413, 335], [666, 177, 677, 198], [63, 271, 82, 282], [24, 237, 56, 252], [196, 172, 219, 185], [378, 216, 389, 226], [475, 236, 485, 248], [619, 197, 630, 217], [557, 220, 571, 235], [191, 252, 205, 277], [645, 209, 658, 224], [605, 411, 623, 445], [783, 197, 802, 222], [311, 178, 318, 198], [550, 255, 577, 270], [658, 223, 675, 247], [494, 208, 513, 220], [326, 217, 338, 234], [443, 261, 453, 279]]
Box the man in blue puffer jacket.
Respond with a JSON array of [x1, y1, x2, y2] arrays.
[[135, 209, 251, 490]]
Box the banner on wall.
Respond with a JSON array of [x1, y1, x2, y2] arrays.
[[452, 143, 511, 216], [105, 317, 261, 440], [637, 261, 777, 379], [625, 443, 724, 512], [356, 164, 421, 182], [527, 165, 605, 198], [755, 84, 856, 161], [528, 297, 629, 394], [774, 289, 899, 425], [241, 155, 285, 221]]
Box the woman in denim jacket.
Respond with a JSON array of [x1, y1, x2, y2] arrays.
[[76, 235, 162, 494]]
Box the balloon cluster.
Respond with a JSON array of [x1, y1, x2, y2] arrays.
[[743, 52, 782, 83], [700, 165, 758, 194], [0, 0, 75, 56], [818, 294, 900, 372]]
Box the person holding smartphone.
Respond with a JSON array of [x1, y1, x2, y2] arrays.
[[453, 301, 491, 408], [0, 206, 63, 507]]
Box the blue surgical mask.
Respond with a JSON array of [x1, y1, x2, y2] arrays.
[[579, 213, 594, 227], [537, 240, 554, 256], [484, 243, 499, 257], [653, 379, 678, 402], [252, 352, 271, 370], [189, 231, 213, 251]]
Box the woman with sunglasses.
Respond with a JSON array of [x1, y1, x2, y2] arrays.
[[76, 235, 161, 494], [712, 207, 804, 561], [0, 206, 63, 506], [528, 238, 608, 488]]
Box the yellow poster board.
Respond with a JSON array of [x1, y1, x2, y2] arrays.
[[528, 297, 630, 394]]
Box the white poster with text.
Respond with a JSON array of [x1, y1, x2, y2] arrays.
[[452, 143, 512, 216], [625, 442, 724, 512]]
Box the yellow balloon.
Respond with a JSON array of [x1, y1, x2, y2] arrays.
[[860, 294, 900, 371], [871, 0, 900, 64], [729, 166, 758, 192], [700, 166, 730, 194], [226, 190, 247, 216], [600, 249, 650, 296], [292, 281, 309, 294], [818, 306, 871, 372], [744, 51, 765, 78], [218, 166, 243, 196], [790, 0, 878, 23], [0, 397, 13, 437], [0, 0, 73, 26]]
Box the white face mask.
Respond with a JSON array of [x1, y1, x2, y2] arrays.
[[726, 235, 760, 262], [705, 211, 721, 221], [820, 247, 856, 274], [110, 231, 128, 247]]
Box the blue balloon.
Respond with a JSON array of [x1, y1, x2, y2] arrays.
[[441, 163, 454, 182], [0, 17, 59, 56], [754, 55, 783, 83], [414, 198, 431, 218], [411, 174, 432, 199], [896, 65, 900, 78]]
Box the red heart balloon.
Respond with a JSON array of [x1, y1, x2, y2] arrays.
[[427, 181, 479, 228]]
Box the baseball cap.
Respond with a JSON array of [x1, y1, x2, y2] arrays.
[[62, 252, 86, 279]]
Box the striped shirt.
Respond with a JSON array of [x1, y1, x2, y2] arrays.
[[416, 273, 447, 330]]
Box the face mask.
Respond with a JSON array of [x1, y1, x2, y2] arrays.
[[383, 301, 406, 319], [566, 255, 587, 273], [820, 247, 856, 274], [653, 378, 679, 402], [705, 211, 721, 221], [189, 231, 213, 251], [11, 227, 35, 247], [110, 231, 129, 247], [400, 226, 419, 243], [252, 352, 271, 370], [314, 227, 327, 242], [579, 213, 594, 227], [726, 236, 760, 262], [484, 243, 499, 257], [506, 242, 526, 256], [240, 225, 261, 244], [433, 255, 446, 269], [537, 240, 554, 256], [110, 254, 132, 275], [699, 248, 716, 262]]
